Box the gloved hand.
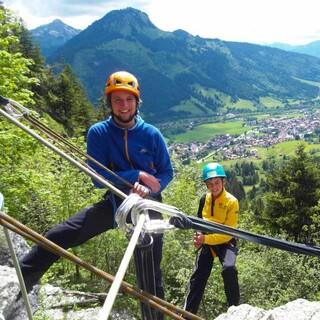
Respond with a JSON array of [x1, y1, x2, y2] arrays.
[[169, 215, 193, 229]]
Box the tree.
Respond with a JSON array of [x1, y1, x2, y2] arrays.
[[47, 65, 96, 136], [261, 144, 320, 242], [0, 7, 38, 104]]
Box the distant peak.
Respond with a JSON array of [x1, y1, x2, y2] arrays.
[[43, 19, 68, 28], [99, 7, 156, 29], [52, 19, 64, 24], [31, 19, 81, 33]]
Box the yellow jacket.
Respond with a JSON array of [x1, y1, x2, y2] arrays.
[[199, 189, 239, 245]]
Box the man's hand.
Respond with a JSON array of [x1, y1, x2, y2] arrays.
[[132, 181, 150, 198], [193, 232, 204, 249], [139, 171, 160, 193]]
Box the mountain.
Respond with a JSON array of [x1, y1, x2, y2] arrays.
[[31, 19, 81, 58], [269, 41, 320, 59], [48, 8, 320, 122]]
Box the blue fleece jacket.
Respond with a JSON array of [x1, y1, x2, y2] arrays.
[[87, 115, 173, 196]]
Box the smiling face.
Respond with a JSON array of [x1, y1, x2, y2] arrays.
[[110, 90, 138, 128], [205, 177, 224, 198]]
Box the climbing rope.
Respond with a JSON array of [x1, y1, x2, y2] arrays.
[[0, 95, 133, 190], [0, 96, 202, 319], [116, 193, 177, 234], [98, 213, 147, 320], [0, 211, 202, 320], [1, 95, 319, 257]]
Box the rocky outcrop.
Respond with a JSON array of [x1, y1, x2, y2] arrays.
[[0, 265, 135, 320], [0, 228, 135, 320], [0, 229, 29, 267], [215, 299, 320, 320]]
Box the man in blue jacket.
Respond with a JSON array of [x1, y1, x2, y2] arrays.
[[19, 71, 173, 319]]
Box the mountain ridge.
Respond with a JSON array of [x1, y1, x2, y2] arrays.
[[268, 40, 320, 58], [31, 19, 81, 58], [39, 8, 320, 122]]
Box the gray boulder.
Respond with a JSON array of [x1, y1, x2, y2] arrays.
[[0, 229, 30, 267], [215, 299, 320, 320], [0, 228, 135, 320]]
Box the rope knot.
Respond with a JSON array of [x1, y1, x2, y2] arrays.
[[115, 193, 190, 234]]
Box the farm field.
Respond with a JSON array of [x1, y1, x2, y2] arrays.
[[172, 120, 252, 143]]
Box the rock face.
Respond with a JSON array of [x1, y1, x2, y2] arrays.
[[0, 229, 29, 267], [215, 299, 320, 320], [0, 228, 39, 320], [0, 228, 135, 320], [36, 284, 134, 320]]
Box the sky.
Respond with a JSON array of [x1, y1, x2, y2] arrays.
[[3, 0, 320, 45]]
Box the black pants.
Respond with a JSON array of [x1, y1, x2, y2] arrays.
[[184, 241, 240, 315], [19, 193, 165, 306]]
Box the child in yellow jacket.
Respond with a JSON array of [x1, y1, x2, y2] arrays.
[[184, 162, 240, 315]]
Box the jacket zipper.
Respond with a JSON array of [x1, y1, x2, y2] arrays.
[[211, 197, 214, 217], [124, 129, 135, 169]]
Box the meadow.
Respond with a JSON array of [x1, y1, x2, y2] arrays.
[[172, 120, 252, 143]]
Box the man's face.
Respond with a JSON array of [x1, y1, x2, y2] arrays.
[[110, 90, 137, 128], [205, 177, 224, 198]]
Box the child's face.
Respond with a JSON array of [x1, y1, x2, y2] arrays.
[[205, 177, 224, 198]]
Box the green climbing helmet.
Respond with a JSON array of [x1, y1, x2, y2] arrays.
[[202, 163, 226, 181]]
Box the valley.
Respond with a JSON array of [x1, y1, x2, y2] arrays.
[[167, 102, 320, 165]]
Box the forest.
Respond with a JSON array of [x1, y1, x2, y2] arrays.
[[1, 6, 320, 319]]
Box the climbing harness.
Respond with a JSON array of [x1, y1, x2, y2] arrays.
[[1, 95, 320, 319]]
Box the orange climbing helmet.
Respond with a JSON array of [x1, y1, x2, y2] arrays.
[[105, 71, 140, 99]]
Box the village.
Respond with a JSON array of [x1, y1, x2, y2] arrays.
[[168, 109, 320, 163]]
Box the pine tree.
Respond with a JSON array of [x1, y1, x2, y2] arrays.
[[48, 65, 96, 136], [261, 144, 320, 242]]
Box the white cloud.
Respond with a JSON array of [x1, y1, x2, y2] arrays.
[[145, 0, 320, 44], [3, 0, 320, 44]]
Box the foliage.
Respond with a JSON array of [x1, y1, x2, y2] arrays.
[[231, 161, 259, 186], [238, 247, 320, 309], [0, 7, 38, 104], [44, 65, 96, 136], [260, 144, 320, 242], [0, 121, 101, 230], [226, 172, 246, 201]]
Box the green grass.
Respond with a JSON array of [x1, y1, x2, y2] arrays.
[[259, 97, 284, 108], [171, 99, 205, 115], [254, 114, 271, 120], [198, 141, 320, 169], [217, 141, 320, 167], [230, 99, 256, 110], [255, 140, 320, 159], [172, 120, 251, 143]]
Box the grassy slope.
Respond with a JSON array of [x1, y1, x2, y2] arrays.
[[173, 120, 251, 143]]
